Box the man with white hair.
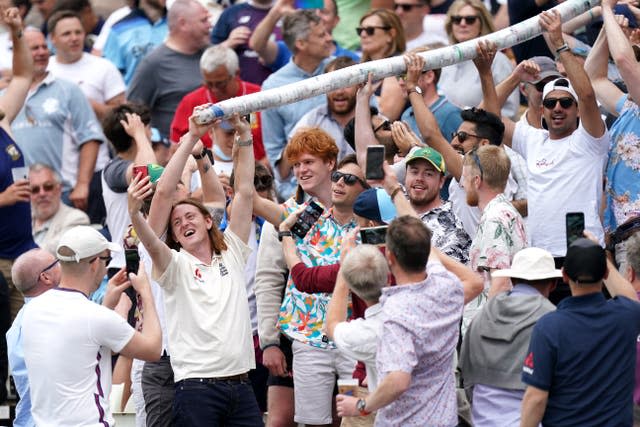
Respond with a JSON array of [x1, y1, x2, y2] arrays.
[[169, 44, 266, 163], [8, 248, 61, 427], [21, 226, 162, 426]]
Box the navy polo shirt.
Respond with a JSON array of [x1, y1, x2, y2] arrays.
[[522, 292, 640, 426]]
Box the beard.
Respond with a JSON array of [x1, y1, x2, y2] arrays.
[[465, 187, 479, 207]]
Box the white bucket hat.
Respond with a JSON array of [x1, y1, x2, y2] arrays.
[[492, 247, 562, 281]]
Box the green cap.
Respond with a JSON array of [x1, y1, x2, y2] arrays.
[[405, 147, 446, 174]]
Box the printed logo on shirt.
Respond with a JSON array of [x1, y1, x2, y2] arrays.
[[194, 267, 204, 284], [5, 144, 20, 161], [238, 15, 250, 24], [523, 351, 534, 375], [534, 158, 555, 170]]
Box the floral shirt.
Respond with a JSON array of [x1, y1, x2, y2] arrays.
[[376, 262, 463, 427], [278, 198, 357, 348], [420, 201, 471, 265], [604, 95, 640, 232], [464, 194, 527, 335]]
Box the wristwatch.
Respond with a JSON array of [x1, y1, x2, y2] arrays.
[[356, 398, 370, 416], [193, 148, 209, 160], [408, 86, 422, 95], [278, 230, 292, 241]]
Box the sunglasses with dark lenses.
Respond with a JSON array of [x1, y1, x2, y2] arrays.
[[542, 97, 575, 109], [30, 182, 56, 194], [373, 119, 392, 133], [451, 15, 479, 25], [451, 130, 483, 143], [356, 26, 391, 36], [394, 3, 423, 11], [470, 149, 484, 178], [331, 171, 370, 188]]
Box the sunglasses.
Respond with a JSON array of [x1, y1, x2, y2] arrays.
[[394, 3, 423, 11], [469, 149, 484, 178], [451, 130, 483, 143], [356, 26, 391, 36], [30, 181, 57, 194], [451, 15, 479, 25], [91, 255, 112, 265], [373, 119, 392, 133], [39, 259, 59, 276], [542, 97, 575, 109], [331, 171, 370, 188]]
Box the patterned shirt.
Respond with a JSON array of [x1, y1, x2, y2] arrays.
[[604, 95, 640, 232], [419, 201, 471, 265], [278, 198, 357, 348], [375, 262, 463, 427]]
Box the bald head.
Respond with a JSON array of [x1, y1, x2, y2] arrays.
[[11, 249, 60, 297]]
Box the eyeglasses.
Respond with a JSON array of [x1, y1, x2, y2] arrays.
[[451, 15, 479, 25], [39, 259, 59, 277], [469, 149, 484, 178], [451, 130, 483, 143], [542, 97, 575, 109], [373, 119, 391, 133], [394, 3, 423, 11], [30, 181, 57, 194], [90, 255, 112, 265], [331, 171, 370, 188], [356, 26, 391, 36]]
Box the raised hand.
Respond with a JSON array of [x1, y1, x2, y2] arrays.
[[120, 112, 148, 142], [403, 53, 426, 89], [473, 40, 497, 73], [128, 173, 153, 216]]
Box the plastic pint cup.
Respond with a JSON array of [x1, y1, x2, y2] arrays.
[[337, 379, 359, 396]]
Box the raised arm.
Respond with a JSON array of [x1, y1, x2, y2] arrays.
[[404, 54, 463, 181], [0, 7, 32, 127], [601, 0, 640, 104], [248, 0, 294, 66], [432, 247, 484, 304], [120, 113, 158, 183], [473, 40, 500, 118], [541, 10, 605, 138], [191, 140, 226, 211], [354, 74, 381, 168], [227, 114, 255, 243], [584, 27, 622, 116]]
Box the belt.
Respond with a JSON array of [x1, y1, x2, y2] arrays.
[[185, 373, 249, 383]]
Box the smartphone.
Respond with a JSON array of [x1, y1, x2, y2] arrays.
[[291, 201, 324, 239], [132, 165, 148, 180], [366, 145, 385, 180], [360, 226, 388, 246], [125, 249, 140, 275], [565, 212, 585, 249], [294, 0, 323, 9]]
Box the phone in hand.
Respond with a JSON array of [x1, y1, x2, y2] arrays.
[[366, 145, 385, 180], [132, 165, 148, 180], [125, 249, 140, 275], [360, 226, 388, 246], [565, 212, 585, 249], [290, 201, 324, 239]]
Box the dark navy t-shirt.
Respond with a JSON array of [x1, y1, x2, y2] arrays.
[[0, 127, 37, 259], [522, 292, 640, 426]]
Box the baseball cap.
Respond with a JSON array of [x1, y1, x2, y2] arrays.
[[405, 147, 446, 174], [563, 238, 607, 284], [542, 78, 578, 101], [492, 247, 562, 281], [219, 120, 235, 132], [353, 188, 397, 224], [528, 56, 562, 84], [150, 128, 170, 148], [56, 226, 122, 262]]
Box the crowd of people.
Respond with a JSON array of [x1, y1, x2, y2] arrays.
[[0, 0, 640, 425]]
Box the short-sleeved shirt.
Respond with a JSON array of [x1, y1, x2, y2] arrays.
[[153, 229, 254, 381], [419, 201, 471, 265], [0, 127, 36, 259], [278, 198, 357, 348], [375, 262, 463, 427], [401, 95, 462, 143], [604, 95, 640, 232], [22, 288, 135, 427], [102, 9, 168, 85], [289, 104, 355, 161], [522, 293, 640, 425], [513, 120, 609, 256], [10, 74, 107, 191]]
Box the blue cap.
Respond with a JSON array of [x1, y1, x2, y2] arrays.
[[354, 188, 398, 224]]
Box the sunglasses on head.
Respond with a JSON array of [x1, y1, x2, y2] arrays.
[[469, 148, 484, 178], [373, 119, 392, 133], [356, 26, 391, 36], [394, 3, 423, 11], [30, 181, 56, 194], [542, 97, 575, 109], [331, 171, 370, 188], [451, 15, 479, 25], [451, 130, 483, 143]]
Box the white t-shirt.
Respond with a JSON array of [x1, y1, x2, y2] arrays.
[[512, 121, 609, 256], [153, 229, 254, 381], [48, 53, 126, 104], [333, 303, 383, 392], [407, 27, 449, 51], [22, 288, 135, 427]]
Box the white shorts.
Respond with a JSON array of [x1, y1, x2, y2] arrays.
[[292, 340, 356, 424]]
